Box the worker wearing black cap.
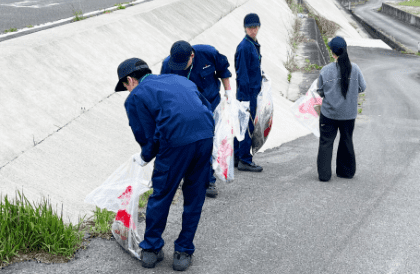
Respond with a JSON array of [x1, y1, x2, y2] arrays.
[[115, 58, 214, 271], [161, 40, 232, 198], [234, 13, 263, 172]]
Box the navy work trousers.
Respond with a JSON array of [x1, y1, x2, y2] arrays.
[[234, 92, 258, 164], [139, 138, 212, 255], [317, 113, 356, 181]]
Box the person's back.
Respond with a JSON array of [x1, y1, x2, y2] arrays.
[[124, 74, 214, 150], [317, 62, 366, 120]]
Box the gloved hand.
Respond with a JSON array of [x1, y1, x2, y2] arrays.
[[224, 89, 232, 104], [133, 153, 148, 167]]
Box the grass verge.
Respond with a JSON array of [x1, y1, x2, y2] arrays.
[[0, 188, 155, 268]]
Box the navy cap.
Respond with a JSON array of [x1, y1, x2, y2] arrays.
[[168, 41, 193, 70], [328, 36, 347, 55], [244, 13, 260, 28], [115, 58, 149, 92]]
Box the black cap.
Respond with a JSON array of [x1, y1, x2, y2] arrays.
[[168, 40, 193, 70], [244, 13, 260, 28], [115, 58, 149, 92], [328, 36, 347, 56]]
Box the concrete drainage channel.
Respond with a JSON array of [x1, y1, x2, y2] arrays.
[[286, 2, 331, 101]]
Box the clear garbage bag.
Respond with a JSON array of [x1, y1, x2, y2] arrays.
[[84, 154, 154, 259], [252, 73, 274, 155], [212, 90, 249, 183], [290, 78, 323, 137]]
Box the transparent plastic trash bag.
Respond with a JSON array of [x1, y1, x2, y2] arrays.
[[212, 89, 249, 182], [252, 73, 274, 155], [290, 78, 323, 137], [85, 154, 154, 259]]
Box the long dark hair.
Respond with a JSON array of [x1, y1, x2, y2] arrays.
[[334, 48, 352, 99]]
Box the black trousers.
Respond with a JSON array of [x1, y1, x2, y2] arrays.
[[317, 113, 356, 181]]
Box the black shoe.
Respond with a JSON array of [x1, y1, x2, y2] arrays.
[[337, 173, 353, 179], [234, 157, 239, 168], [140, 249, 164, 268], [206, 182, 218, 198], [238, 161, 263, 172], [173, 251, 193, 271]]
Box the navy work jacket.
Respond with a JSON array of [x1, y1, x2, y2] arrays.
[[235, 35, 262, 101], [124, 74, 214, 163], [161, 45, 232, 112]]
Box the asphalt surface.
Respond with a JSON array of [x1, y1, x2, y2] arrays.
[[2, 46, 420, 273], [0, 0, 149, 33], [353, 0, 420, 52]]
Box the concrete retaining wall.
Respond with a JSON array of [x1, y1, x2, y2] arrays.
[[350, 10, 408, 52], [382, 2, 420, 29]]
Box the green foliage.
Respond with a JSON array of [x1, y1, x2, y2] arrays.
[[72, 10, 85, 22], [139, 189, 153, 208], [4, 28, 17, 33], [398, 0, 420, 7], [115, 3, 126, 9], [288, 73, 292, 83], [0, 191, 84, 265], [89, 207, 115, 236], [303, 59, 323, 71]]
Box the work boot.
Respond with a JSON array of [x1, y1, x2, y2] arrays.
[[206, 182, 218, 198], [234, 157, 239, 168], [173, 251, 193, 271], [140, 249, 164, 268], [238, 160, 263, 172]]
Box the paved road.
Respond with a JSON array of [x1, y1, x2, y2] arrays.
[[2, 46, 420, 273], [353, 0, 420, 52], [0, 0, 148, 33]]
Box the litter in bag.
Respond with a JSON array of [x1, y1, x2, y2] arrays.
[[290, 78, 323, 137], [85, 154, 154, 259], [212, 90, 249, 183], [252, 73, 274, 155]]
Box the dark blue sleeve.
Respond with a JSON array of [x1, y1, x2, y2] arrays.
[[213, 49, 232, 79], [125, 93, 159, 162], [235, 45, 251, 101]]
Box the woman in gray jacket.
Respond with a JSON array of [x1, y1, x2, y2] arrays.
[[317, 36, 367, 182]]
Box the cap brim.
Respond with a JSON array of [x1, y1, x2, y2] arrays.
[[168, 58, 189, 70], [244, 23, 260, 28], [115, 80, 126, 92]]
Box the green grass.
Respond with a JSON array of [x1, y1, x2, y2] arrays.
[[139, 189, 153, 208], [72, 10, 85, 22], [115, 3, 126, 9], [398, 0, 420, 7], [4, 28, 17, 33], [287, 73, 292, 83], [0, 191, 85, 266]]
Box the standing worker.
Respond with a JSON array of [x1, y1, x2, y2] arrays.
[[161, 40, 232, 198], [234, 13, 263, 172], [115, 58, 214, 271], [316, 36, 366, 181]]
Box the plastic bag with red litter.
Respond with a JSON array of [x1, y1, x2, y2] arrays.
[[85, 154, 153, 259], [212, 90, 249, 183]]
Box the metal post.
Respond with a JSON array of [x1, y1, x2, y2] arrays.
[[418, 42, 420, 53]]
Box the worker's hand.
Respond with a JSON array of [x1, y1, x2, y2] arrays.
[[133, 153, 149, 167], [225, 89, 232, 104]]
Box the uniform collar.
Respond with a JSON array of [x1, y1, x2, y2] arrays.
[[245, 34, 260, 46]]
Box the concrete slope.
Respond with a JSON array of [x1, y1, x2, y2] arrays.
[[0, 0, 311, 224], [304, 0, 391, 50]]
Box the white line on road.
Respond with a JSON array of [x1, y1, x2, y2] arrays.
[[1, 1, 59, 8]]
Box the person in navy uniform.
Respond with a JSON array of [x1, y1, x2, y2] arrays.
[[234, 13, 263, 172], [115, 58, 214, 271], [161, 40, 232, 198]]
